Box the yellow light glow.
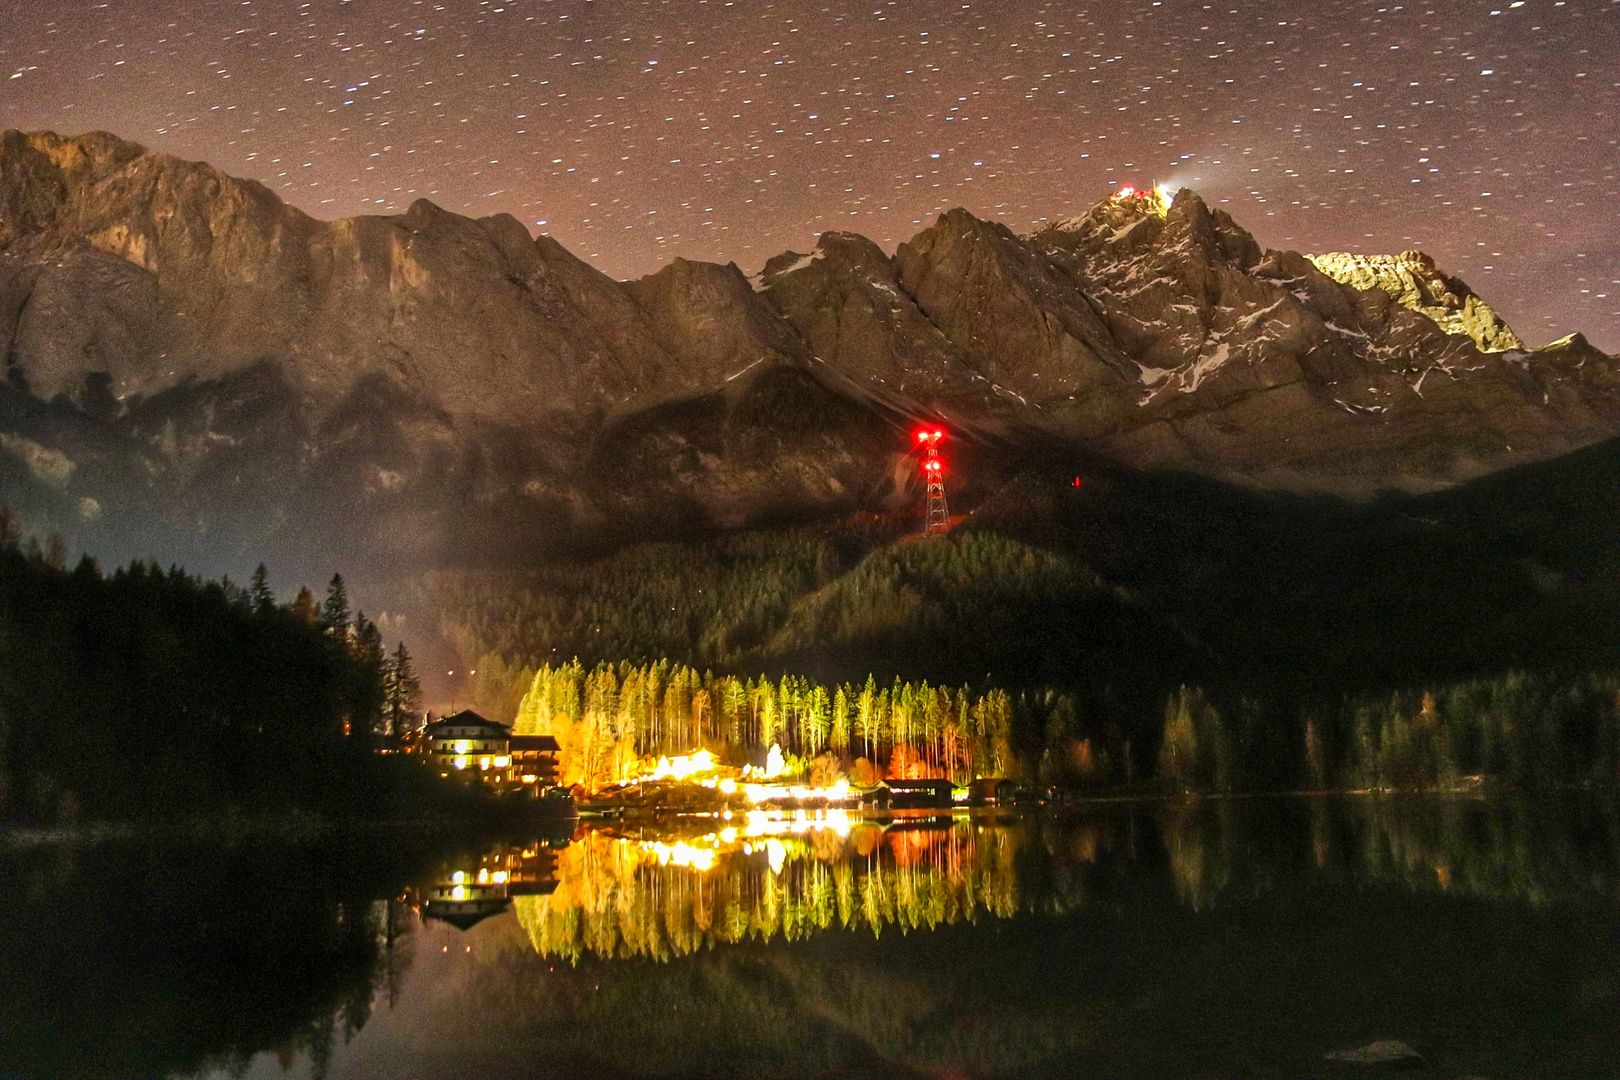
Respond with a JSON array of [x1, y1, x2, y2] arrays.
[[643, 748, 720, 782], [492, 870, 508, 884], [477, 868, 490, 884], [479, 756, 492, 770], [494, 755, 511, 768], [454, 755, 468, 769], [645, 840, 717, 871], [520, 774, 537, 783], [454, 740, 471, 754], [450, 885, 466, 901], [451, 870, 466, 884]]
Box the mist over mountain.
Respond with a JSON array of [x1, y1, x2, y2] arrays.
[[2, 129, 1618, 610]]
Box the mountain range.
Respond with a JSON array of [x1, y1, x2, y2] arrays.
[[2, 128, 1617, 598]]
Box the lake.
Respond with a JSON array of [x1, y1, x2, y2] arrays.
[[4, 796, 1618, 1079]]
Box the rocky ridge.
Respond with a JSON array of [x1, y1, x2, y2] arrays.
[[1307, 249, 1523, 353], [1, 129, 1617, 580]]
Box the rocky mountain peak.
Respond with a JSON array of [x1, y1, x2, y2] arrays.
[[3, 130, 1620, 582], [1307, 249, 1523, 353]]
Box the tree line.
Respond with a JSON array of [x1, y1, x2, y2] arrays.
[[513, 659, 1018, 788], [0, 510, 424, 824], [1153, 673, 1620, 794], [506, 654, 1620, 796]]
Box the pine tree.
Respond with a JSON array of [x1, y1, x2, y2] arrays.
[[319, 573, 351, 637], [290, 585, 318, 622], [385, 642, 423, 737], [352, 613, 387, 735], [830, 686, 851, 756], [249, 564, 275, 615]]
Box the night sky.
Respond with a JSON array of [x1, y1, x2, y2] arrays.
[[2, 0, 1616, 350]]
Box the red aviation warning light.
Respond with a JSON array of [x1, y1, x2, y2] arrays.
[[914, 426, 950, 535]]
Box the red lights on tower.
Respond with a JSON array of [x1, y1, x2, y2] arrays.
[[914, 426, 950, 535]]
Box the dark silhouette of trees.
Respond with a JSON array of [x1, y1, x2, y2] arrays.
[[319, 574, 351, 637], [250, 564, 276, 614], [0, 534, 410, 824], [384, 642, 423, 739]]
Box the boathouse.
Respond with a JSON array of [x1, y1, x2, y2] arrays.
[[880, 778, 955, 808]]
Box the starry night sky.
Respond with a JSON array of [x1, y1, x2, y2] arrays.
[[2, 0, 1616, 350]]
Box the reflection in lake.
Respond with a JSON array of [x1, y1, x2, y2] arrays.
[[513, 798, 1620, 965], [5, 797, 1620, 1079], [515, 811, 1027, 962]]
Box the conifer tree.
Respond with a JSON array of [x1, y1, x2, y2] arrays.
[[830, 686, 851, 756], [385, 642, 423, 737], [352, 613, 387, 735], [319, 573, 351, 637], [291, 585, 318, 622], [249, 564, 275, 615]]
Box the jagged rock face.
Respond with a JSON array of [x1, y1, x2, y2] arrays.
[[1308, 250, 1523, 353], [760, 233, 979, 405], [761, 186, 1620, 490], [0, 129, 792, 422], [1, 129, 1619, 583], [0, 131, 896, 580]]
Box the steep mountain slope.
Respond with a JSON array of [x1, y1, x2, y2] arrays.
[[760, 187, 1620, 490], [0, 130, 896, 582], [1, 129, 1618, 593], [1308, 249, 1523, 352]]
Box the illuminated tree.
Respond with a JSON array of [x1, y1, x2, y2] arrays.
[[829, 686, 851, 756], [722, 677, 747, 750], [290, 585, 318, 623], [856, 676, 879, 759]]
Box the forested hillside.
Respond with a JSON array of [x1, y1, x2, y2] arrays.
[[438, 439, 1620, 792]]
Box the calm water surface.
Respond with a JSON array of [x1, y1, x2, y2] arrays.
[[5, 797, 1619, 1079]]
